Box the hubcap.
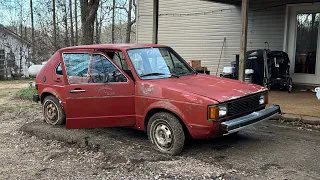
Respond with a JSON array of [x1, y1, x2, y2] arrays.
[[44, 101, 58, 123], [154, 123, 173, 148]]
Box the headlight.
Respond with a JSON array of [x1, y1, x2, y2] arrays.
[[259, 93, 268, 105], [219, 105, 227, 117], [208, 104, 228, 120]]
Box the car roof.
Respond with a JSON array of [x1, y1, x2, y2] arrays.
[[59, 44, 168, 52]]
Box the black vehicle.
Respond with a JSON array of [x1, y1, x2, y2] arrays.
[[225, 42, 293, 93]]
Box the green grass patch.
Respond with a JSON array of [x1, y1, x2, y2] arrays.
[[14, 86, 37, 101]]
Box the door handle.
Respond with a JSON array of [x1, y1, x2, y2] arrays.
[[70, 89, 86, 93], [54, 78, 62, 82]]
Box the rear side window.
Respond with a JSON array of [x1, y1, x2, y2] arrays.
[[56, 63, 63, 75]]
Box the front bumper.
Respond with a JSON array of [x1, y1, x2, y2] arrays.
[[33, 94, 40, 103], [220, 105, 281, 135]]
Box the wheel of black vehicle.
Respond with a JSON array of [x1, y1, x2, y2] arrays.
[[287, 77, 293, 93], [263, 77, 270, 90], [147, 112, 185, 156], [43, 96, 66, 125]]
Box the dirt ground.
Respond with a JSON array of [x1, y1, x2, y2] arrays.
[[0, 80, 319, 180], [0, 80, 228, 179], [269, 90, 320, 117]]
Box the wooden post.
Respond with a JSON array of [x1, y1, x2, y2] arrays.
[[152, 0, 159, 44], [239, 0, 249, 82]]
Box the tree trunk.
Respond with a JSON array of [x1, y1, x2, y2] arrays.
[[53, 0, 57, 50], [112, 0, 115, 44], [30, 0, 35, 60], [75, 0, 78, 45], [69, 0, 74, 46], [63, 0, 68, 47], [80, 0, 100, 45], [95, 14, 99, 43], [125, 0, 133, 43]]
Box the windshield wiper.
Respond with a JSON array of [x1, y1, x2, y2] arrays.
[[140, 72, 180, 78], [140, 72, 167, 77], [170, 74, 180, 78]]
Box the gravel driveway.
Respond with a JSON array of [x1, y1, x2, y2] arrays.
[[0, 81, 319, 180]]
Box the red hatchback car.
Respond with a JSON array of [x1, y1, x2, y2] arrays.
[[34, 44, 280, 155]]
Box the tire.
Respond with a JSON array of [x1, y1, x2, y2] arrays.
[[287, 78, 293, 93], [263, 77, 270, 90], [147, 112, 185, 156], [43, 95, 66, 125]]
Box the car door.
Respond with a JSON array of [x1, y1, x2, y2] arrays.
[[62, 52, 136, 129]]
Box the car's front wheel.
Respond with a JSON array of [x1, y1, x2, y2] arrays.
[[147, 112, 185, 155], [43, 95, 65, 125]]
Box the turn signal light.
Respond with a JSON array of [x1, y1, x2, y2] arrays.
[[208, 106, 219, 120]]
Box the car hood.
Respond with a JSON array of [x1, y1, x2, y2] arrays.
[[153, 74, 267, 102]]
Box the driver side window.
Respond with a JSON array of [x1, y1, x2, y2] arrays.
[[89, 54, 127, 83]]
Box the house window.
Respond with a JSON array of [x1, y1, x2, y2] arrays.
[[0, 50, 4, 60], [294, 13, 319, 74], [6, 52, 15, 67]]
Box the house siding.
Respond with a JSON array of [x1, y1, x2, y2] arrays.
[[137, 0, 242, 74], [136, 0, 311, 75]]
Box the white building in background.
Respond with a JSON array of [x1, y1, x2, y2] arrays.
[[137, 0, 320, 86], [0, 24, 30, 80]]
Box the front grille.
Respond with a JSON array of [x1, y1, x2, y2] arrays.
[[227, 93, 263, 117]]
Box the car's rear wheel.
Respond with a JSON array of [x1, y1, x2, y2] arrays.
[[43, 96, 65, 125], [147, 112, 185, 156]]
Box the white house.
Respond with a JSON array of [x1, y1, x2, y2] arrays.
[[0, 25, 30, 80], [136, 0, 320, 86]]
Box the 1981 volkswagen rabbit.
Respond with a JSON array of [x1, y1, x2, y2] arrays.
[[33, 44, 281, 155]]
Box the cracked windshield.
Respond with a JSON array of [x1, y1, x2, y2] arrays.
[[127, 47, 194, 79]]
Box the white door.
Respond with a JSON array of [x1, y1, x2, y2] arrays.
[[287, 4, 320, 85]]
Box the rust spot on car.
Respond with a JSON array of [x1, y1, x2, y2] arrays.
[[139, 83, 155, 95], [157, 100, 185, 119], [94, 86, 115, 96]]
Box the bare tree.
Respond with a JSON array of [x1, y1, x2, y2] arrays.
[[63, 0, 69, 47], [69, 0, 74, 46], [80, 0, 100, 45], [95, 13, 99, 43], [74, 0, 78, 45], [112, 0, 115, 43], [125, 0, 136, 43], [30, 0, 35, 60], [53, 0, 58, 50]]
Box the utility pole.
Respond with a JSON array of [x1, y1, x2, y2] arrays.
[[238, 0, 249, 82], [152, 0, 159, 44]]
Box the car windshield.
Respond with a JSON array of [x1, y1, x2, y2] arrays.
[[127, 47, 195, 79]]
